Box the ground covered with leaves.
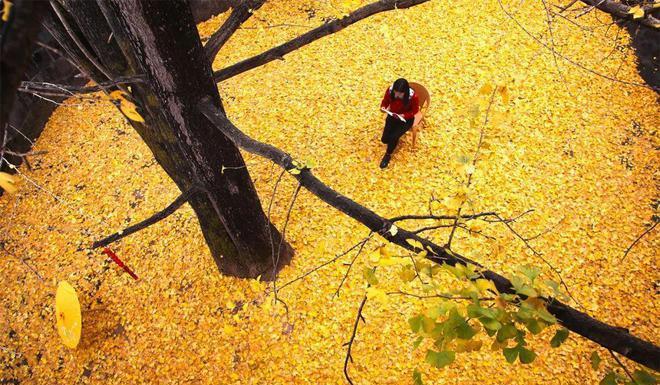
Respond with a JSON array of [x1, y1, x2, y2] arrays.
[[1, 0, 658, 384]]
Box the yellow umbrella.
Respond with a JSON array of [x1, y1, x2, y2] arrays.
[[55, 281, 81, 348]]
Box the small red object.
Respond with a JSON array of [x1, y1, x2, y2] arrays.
[[102, 247, 139, 280]]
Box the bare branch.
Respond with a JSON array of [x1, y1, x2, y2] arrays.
[[577, 0, 660, 29], [621, 220, 658, 261], [389, 212, 497, 223], [91, 186, 201, 249], [19, 76, 145, 97], [0, 243, 45, 282], [204, 0, 266, 60], [344, 294, 368, 385], [334, 234, 372, 298], [386, 290, 494, 301], [49, 0, 114, 83], [497, 0, 658, 91], [213, 0, 430, 82], [278, 233, 374, 291], [198, 97, 660, 369], [272, 183, 302, 299], [447, 88, 497, 248]]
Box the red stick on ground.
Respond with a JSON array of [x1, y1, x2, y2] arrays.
[[102, 248, 139, 280]]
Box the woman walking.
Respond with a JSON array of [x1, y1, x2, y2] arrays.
[[378, 78, 419, 168]]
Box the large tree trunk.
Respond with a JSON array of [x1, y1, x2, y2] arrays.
[[1, 0, 47, 162], [47, 0, 292, 279]]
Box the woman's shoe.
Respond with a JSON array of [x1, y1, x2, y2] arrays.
[[379, 153, 391, 169]]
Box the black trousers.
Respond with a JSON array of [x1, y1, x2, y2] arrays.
[[381, 115, 414, 154]]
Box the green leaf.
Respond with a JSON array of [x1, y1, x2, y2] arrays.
[[503, 347, 518, 363], [516, 285, 539, 297], [496, 323, 518, 342], [537, 307, 558, 324], [288, 168, 301, 175], [425, 350, 455, 368], [422, 316, 436, 334], [525, 319, 546, 335], [519, 265, 541, 282], [409, 315, 424, 333], [516, 303, 537, 321], [550, 328, 569, 348], [632, 370, 657, 385], [518, 347, 536, 364], [412, 336, 424, 350], [480, 317, 502, 331], [544, 279, 560, 293], [413, 369, 424, 385], [362, 267, 379, 286], [590, 351, 602, 370], [599, 372, 616, 385], [456, 320, 477, 340]]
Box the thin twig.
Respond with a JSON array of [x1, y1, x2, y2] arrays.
[[390, 212, 497, 223], [621, 220, 658, 262], [91, 187, 201, 249], [343, 295, 368, 385], [447, 88, 497, 248], [334, 238, 371, 298], [0, 243, 45, 282], [386, 290, 494, 301], [272, 183, 302, 298], [497, 0, 656, 91], [278, 233, 373, 291], [608, 349, 638, 385]]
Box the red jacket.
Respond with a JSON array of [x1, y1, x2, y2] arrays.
[[380, 86, 419, 120]]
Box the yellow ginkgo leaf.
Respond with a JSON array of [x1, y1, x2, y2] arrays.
[[627, 5, 644, 19], [479, 84, 493, 95], [1, 1, 12, 22], [55, 281, 81, 349], [498, 85, 510, 104], [119, 100, 145, 123], [0, 172, 18, 194], [407, 238, 424, 250], [109, 90, 145, 122], [365, 287, 388, 303], [368, 249, 381, 263], [108, 90, 125, 100], [442, 196, 463, 211]]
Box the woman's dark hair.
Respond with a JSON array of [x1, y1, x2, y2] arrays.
[[390, 78, 410, 105]]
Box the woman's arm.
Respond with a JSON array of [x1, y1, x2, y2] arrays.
[[380, 88, 391, 110], [402, 93, 419, 119]]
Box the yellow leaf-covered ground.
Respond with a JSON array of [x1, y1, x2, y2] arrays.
[[1, 1, 658, 384]]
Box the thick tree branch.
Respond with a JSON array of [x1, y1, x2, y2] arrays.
[[577, 0, 660, 29], [212, 0, 430, 82], [91, 187, 201, 249], [389, 212, 498, 222], [204, 0, 266, 60], [1, 0, 47, 158], [198, 97, 660, 369], [18, 76, 144, 97]]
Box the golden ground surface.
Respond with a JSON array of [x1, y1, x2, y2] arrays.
[[1, 1, 658, 384]]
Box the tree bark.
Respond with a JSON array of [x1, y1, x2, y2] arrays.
[[50, 0, 292, 279], [0, 0, 47, 160]]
